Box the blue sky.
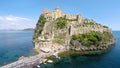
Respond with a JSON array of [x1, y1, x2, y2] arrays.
[[0, 0, 120, 30]]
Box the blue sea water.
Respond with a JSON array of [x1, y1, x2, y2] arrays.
[[0, 31, 35, 66], [0, 31, 120, 68]]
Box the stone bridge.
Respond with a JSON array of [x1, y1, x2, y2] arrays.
[[0, 53, 51, 68], [0, 47, 66, 68]]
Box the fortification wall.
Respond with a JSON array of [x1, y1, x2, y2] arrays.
[[70, 25, 111, 35], [42, 8, 83, 22], [42, 8, 64, 21], [65, 14, 78, 20]]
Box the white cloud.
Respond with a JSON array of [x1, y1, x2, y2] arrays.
[[0, 15, 31, 22], [0, 15, 36, 29], [6, 15, 30, 22], [0, 16, 4, 20]]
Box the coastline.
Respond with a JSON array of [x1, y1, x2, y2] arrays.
[[45, 41, 115, 61], [34, 41, 115, 67], [0, 38, 115, 68]]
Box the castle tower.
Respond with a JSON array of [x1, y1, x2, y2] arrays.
[[42, 8, 49, 14], [54, 7, 63, 18], [55, 7, 61, 11], [77, 15, 83, 23]]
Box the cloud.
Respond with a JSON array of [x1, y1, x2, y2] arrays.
[[0, 15, 31, 22], [6, 15, 30, 22], [0, 15, 36, 29]]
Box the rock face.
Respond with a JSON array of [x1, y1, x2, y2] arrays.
[[33, 7, 115, 53]]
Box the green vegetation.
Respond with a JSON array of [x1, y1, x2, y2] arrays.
[[70, 31, 114, 47], [67, 19, 77, 21], [102, 31, 114, 44], [89, 22, 95, 25], [84, 21, 95, 25], [83, 19, 96, 25], [58, 49, 110, 58], [103, 25, 108, 28], [33, 15, 46, 39], [56, 17, 67, 29], [45, 55, 59, 62]]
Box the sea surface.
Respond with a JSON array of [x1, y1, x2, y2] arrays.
[[0, 31, 120, 68], [0, 31, 35, 66]]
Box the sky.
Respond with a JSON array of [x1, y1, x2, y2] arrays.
[[0, 0, 120, 30]]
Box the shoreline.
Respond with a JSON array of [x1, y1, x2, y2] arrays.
[[35, 41, 115, 67], [0, 40, 115, 68]]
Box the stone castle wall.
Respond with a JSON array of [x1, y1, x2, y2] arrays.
[[70, 25, 112, 35], [64, 14, 78, 20], [42, 7, 82, 22]]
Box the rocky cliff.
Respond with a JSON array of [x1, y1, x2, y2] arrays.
[[33, 7, 115, 54]]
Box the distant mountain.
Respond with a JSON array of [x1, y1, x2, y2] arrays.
[[23, 28, 35, 31]]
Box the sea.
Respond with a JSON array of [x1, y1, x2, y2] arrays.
[[0, 31, 35, 67], [0, 31, 120, 68]]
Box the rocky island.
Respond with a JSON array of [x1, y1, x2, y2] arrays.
[[0, 7, 115, 68], [33, 7, 115, 57]]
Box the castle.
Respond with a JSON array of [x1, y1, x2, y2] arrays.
[[33, 7, 114, 54], [41, 7, 111, 35], [40, 7, 112, 38], [42, 7, 83, 22]]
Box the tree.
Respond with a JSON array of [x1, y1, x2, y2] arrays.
[[56, 17, 67, 29], [33, 15, 46, 39], [70, 31, 113, 47]]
